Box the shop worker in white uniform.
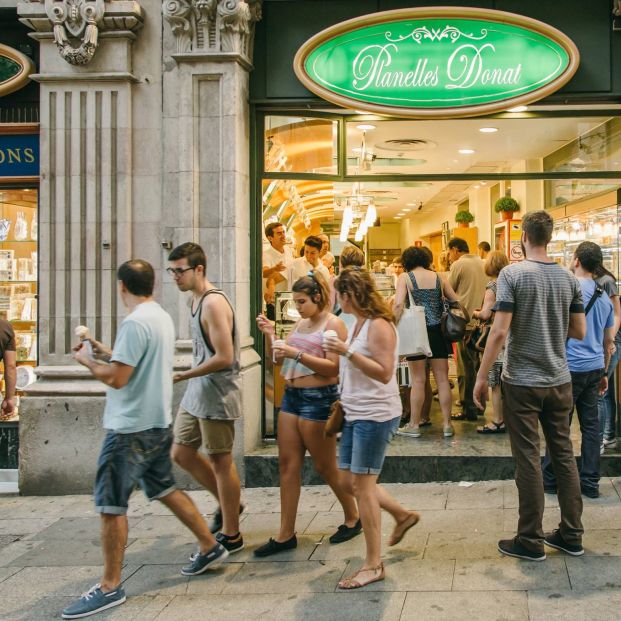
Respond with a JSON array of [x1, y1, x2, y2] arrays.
[[263, 221, 294, 319], [169, 242, 244, 555], [64, 260, 226, 620], [289, 235, 331, 284]]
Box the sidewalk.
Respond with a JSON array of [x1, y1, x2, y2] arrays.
[[2, 480, 621, 620]]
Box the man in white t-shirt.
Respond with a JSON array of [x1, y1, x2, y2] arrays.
[[263, 222, 294, 319], [289, 235, 330, 285], [318, 233, 335, 270]]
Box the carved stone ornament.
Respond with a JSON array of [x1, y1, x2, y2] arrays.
[[18, 1, 144, 66], [163, 0, 262, 59], [45, 0, 105, 65]]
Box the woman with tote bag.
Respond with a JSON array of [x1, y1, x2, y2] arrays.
[[393, 246, 461, 438]]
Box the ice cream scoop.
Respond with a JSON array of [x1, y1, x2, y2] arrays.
[[75, 325, 93, 357]]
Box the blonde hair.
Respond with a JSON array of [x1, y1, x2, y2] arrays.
[[339, 245, 365, 268], [335, 267, 395, 323], [484, 250, 509, 278]]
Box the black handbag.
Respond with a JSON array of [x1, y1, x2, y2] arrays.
[[467, 318, 492, 352], [441, 299, 469, 343]]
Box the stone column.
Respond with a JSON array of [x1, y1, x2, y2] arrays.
[[161, 0, 263, 471], [16, 0, 146, 493]]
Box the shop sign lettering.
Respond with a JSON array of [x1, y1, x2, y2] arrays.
[[294, 8, 579, 118], [0, 135, 39, 178], [0, 44, 34, 97]]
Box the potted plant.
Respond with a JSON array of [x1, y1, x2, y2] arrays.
[[455, 210, 475, 228], [494, 196, 520, 221]]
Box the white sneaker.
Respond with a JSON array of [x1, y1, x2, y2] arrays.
[[603, 438, 617, 449], [397, 425, 421, 438]]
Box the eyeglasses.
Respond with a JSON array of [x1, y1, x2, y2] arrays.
[[166, 266, 195, 277]]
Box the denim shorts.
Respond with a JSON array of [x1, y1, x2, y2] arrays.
[[338, 417, 400, 475], [94, 427, 176, 515], [280, 384, 339, 422]]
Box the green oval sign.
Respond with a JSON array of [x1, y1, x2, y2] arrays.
[[294, 8, 579, 118], [0, 44, 34, 97]]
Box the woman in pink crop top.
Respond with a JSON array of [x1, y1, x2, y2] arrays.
[[255, 272, 360, 558]]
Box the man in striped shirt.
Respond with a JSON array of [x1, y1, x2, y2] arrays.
[[474, 210, 587, 562]]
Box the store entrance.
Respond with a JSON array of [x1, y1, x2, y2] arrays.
[[256, 109, 621, 461]]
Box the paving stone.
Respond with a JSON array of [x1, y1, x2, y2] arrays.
[[578, 529, 621, 556], [564, 555, 621, 589], [0, 540, 42, 566], [453, 558, 569, 591], [0, 594, 172, 621], [220, 560, 347, 594], [310, 531, 426, 562], [6, 537, 134, 567], [401, 590, 529, 620], [26, 517, 142, 541], [185, 563, 245, 595], [129, 516, 200, 540], [528, 589, 621, 620], [0, 566, 22, 583], [153, 593, 406, 621], [581, 505, 621, 530], [502, 483, 560, 510], [241, 486, 335, 513], [0, 534, 18, 549], [415, 508, 504, 533], [0, 517, 59, 536], [122, 564, 190, 596], [502, 507, 561, 532], [124, 537, 197, 566], [445, 482, 504, 510], [339, 558, 455, 592], [0, 496, 91, 520], [379, 483, 450, 511], [424, 531, 517, 560], [238, 511, 316, 536]]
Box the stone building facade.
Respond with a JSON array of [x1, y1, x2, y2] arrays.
[[16, 0, 263, 494]]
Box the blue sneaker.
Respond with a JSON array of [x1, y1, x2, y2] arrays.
[[61, 584, 126, 619], [181, 542, 229, 576]]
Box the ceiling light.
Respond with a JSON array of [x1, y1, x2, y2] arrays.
[[458, 149, 475, 155], [479, 127, 498, 133], [402, 208, 411, 212], [357, 124, 376, 131], [473, 185, 480, 189], [508, 105, 528, 113]]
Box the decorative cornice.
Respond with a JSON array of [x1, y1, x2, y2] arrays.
[[163, 0, 261, 63], [18, 1, 144, 65]]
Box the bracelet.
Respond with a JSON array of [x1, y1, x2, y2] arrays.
[[294, 351, 304, 363], [344, 347, 354, 360]]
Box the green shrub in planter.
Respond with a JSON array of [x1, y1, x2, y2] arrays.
[[455, 210, 475, 224], [494, 197, 520, 213]]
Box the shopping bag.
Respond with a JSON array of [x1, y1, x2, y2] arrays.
[[397, 278, 432, 357]]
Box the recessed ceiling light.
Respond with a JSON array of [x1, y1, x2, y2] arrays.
[[479, 127, 498, 133], [473, 185, 480, 189], [402, 208, 412, 212], [406, 203, 418, 206], [458, 149, 475, 155], [508, 105, 528, 113], [357, 124, 376, 131]]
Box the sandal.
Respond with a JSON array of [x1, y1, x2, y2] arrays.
[[338, 563, 385, 590], [477, 421, 506, 434], [419, 419, 432, 427], [388, 511, 420, 546]]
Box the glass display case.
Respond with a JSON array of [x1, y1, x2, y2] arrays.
[[548, 203, 620, 281], [0, 189, 38, 423]]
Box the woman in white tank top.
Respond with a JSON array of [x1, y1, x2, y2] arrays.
[[324, 268, 421, 589]]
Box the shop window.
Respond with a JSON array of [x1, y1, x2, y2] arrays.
[[264, 116, 337, 174], [0, 188, 37, 425]]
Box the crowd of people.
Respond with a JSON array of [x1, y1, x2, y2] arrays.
[[59, 210, 619, 617]]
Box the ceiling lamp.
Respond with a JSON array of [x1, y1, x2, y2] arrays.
[[479, 127, 498, 133], [339, 206, 353, 242], [357, 124, 376, 131], [458, 149, 475, 155], [364, 203, 377, 227], [354, 228, 363, 242]]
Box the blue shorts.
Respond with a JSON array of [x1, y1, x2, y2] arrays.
[[338, 417, 400, 475], [280, 384, 339, 422], [94, 427, 176, 515]]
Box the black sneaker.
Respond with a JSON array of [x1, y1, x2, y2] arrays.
[[581, 485, 599, 499], [253, 535, 297, 558], [329, 519, 362, 544], [498, 537, 546, 561], [208, 503, 245, 533], [216, 531, 244, 554], [544, 530, 584, 556], [181, 542, 229, 576]]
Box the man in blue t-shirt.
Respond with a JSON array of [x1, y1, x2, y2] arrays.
[[543, 242, 615, 500], [62, 261, 228, 620]]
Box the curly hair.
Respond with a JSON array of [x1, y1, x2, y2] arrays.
[[334, 267, 395, 323]]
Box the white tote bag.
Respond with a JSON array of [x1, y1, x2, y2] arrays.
[[396, 276, 432, 358]]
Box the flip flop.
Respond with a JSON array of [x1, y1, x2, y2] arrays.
[[477, 421, 506, 434], [388, 511, 420, 546], [338, 563, 385, 590]]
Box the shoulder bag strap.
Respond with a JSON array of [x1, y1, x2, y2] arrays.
[[584, 285, 604, 316], [404, 273, 416, 308]]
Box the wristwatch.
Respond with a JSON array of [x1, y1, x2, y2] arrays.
[[344, 347, 354, 359]]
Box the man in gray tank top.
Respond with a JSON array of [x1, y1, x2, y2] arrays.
[[168, 243, 244, 554]]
